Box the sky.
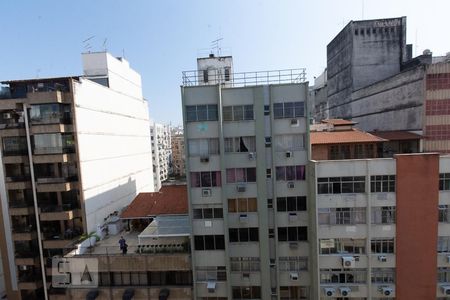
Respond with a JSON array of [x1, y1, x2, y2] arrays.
[[1, 0, 449, 125]]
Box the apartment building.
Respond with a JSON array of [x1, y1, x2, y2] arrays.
[[307, 153, 450, 300], [150, 122, 171, 190], [0, 52, 154, 300], [182, 55, 309, 299], [171, 132, 186, 177]]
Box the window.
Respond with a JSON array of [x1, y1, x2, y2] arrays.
[[319, 238, 366, 255], [372, 268, 395, 283], [196, 266, 227, 282], [277, 227, 307, 242], [320, 269, 366, 284], [371, 175, 395, 192], [267, 198, 273, 209], [279, 286, 308, 300], [278, 257, 308, 271], [438, 267, 450, 283], [266, 169, 272, 178], [228, 198, 257, 213], [230, 257, 260, 272], [265, 137, 271, 147], [439, 205, 450, 223], [229, 228, 259, 243], [317, 176, 366, 194], [190, 171, 221, 187], [33, 133, 75, 155], [275, 165, 305, 181], [224, 67, 231, 81], [2, 136, 28, 156], [186, 105, 218, 122], [29, 103, 71, 124], [371, 238, 394, 254], [274, 134, 305, 152], [277, 197, 306, 211], [440, 173, 450, 190], [224, 136, 256, 153], [264, 105, 270, 115], [273, 102, 305, 119], [188, 138, 219, 156], [194, 235, 225, 250], [318, 208, 366, 225], [203, 70, 209, 83], [232, 286, 261, 299], [193, 207, 223, 219], [226, 168, 256, 183], [222, 105, 254, 121], [371, 207, 396, 224]]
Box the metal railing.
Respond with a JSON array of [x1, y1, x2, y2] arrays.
[[182, 68, 307, 87], [67, 242, 191, 256]]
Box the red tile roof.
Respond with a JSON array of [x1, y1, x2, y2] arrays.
[[321, 119, 357, 126], [370, 131, 422, 141], [121, 185, 188, 219], [311, 128, 386, 145]]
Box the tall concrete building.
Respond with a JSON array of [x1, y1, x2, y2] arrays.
[[0, 52, 154, 300], [325, 17, 409, 119], [171, 130, 186, 178], [150, 121, 171, 190], [182, 55, 309, 299]]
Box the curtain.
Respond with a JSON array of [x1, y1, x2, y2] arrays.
[[209, 139, 219, 154], [214, 171, 221, 187], [190, 172, 200, 187], [226, 169, 235, 183], [198, 139, 208, 156], [235, 168, 245, 182], [242, 136, 256, 152], [296, 165, 305, 180]]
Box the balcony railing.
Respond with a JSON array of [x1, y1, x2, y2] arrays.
[[40, 203, 79, 213], [3, 149, 28, 156], [35, 175, 78, 184], [13, 225, 36, 234], [182, 68, 307, 87], [30, 116, 71, 125], [0, 122, 25, 129], [5, 175, 31, 182], [9, 200, 34, 208], [33, 146, 75, 155]]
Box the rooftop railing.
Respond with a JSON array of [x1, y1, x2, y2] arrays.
[[182, 68, 307, 87]]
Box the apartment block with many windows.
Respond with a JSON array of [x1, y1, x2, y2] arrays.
[[182, 55, 309, 300], [0, 52, 154, 300], [309, 153, 450, 300], [150, 121, 171, 190]]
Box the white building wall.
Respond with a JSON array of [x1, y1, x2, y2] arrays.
[[73, 76, 154, 233], [150, 121, 171, 191]]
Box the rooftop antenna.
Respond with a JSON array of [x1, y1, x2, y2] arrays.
[[82, 35, 95, 53], [102, 38, 108, 52], [211, 38, 223, 57], [122, 48, 126, 59]]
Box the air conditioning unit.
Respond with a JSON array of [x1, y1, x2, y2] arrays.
[[285, 151, 292, 158], [207, 281, 216, 293], [378, 255, 387, 262], [287, 182, 295, 189], [380, 287, 393, 296], [339, 287, 351, 296], [342, 256, 356, 268], [290, 119, 299, 126], [202, 189, 211, 197], [288, 212, 298, 222], [323, 287, 336, 297], [237, 185, 246, 192], [248, 152, 256, 160], [3, 113, 12, 119], [289, 272, 299, 281], [239, 214, 248, 223], [200, 156, 209, 163], [289, 242, 298, 249], [441, 285, 450, 295]]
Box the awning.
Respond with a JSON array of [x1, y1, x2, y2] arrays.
[[122, 288, 135, 300], [138, 215, 190, 241], [159, 288, 170, 300], [207, 281, 217, 291], [86, 290, 99, 300]]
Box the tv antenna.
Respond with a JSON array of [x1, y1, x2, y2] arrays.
[[211, 38, 223, 56], [82, 35, 95, 52], [102, 38, 108, 51]]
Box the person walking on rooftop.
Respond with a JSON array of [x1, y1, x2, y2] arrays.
[[119, 236, 126, 252]]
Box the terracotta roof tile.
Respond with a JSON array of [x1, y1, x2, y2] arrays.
[[121, 185, 188, 219], [310, 128, 386, 145], [370, 131, 422, 141]]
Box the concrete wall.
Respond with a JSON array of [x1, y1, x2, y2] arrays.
[[73, 78, 154, 233], [350, 66, 425, 131]]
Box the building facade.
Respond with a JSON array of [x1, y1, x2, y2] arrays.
[[171, 132, 186, 178], [182, 56, 309, 299], [150, 122, 171, 190], [0, 52, 154, 300], [308, 153, 450, 300]]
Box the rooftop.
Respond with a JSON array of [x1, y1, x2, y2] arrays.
[[121, 185, 188, 219], [321, 119, 357, 126], [370, 130, 422, 141], [311, 128, 386, 145]]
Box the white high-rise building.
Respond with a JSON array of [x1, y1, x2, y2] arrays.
[[150, 121, 171, 191], [0, 51, 154, 299]]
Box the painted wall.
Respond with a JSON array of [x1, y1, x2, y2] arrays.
[[73, 77, 154, 233]]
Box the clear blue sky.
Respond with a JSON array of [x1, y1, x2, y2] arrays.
[[1, 0, 449, 125]]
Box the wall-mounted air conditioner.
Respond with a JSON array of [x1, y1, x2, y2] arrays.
[[342, 256, 355, 268], [202, 189, 211, 197]]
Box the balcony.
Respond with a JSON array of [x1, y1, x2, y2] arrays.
[[5, 180, 31, 190], [18, 274, 43, 290], [40, 204, 81, 221], [12, 225, 37, 241], [26, 90, 72, 104], [33, 146, 75, 156], [0, 122, 26, 137], [15, 256, 39, 266], [9, 203, 34, 216], [42, 228, 82, 249], [2, 149, 28, 157], [36, 180, 78, 193], [33, 153, 76, 164]]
